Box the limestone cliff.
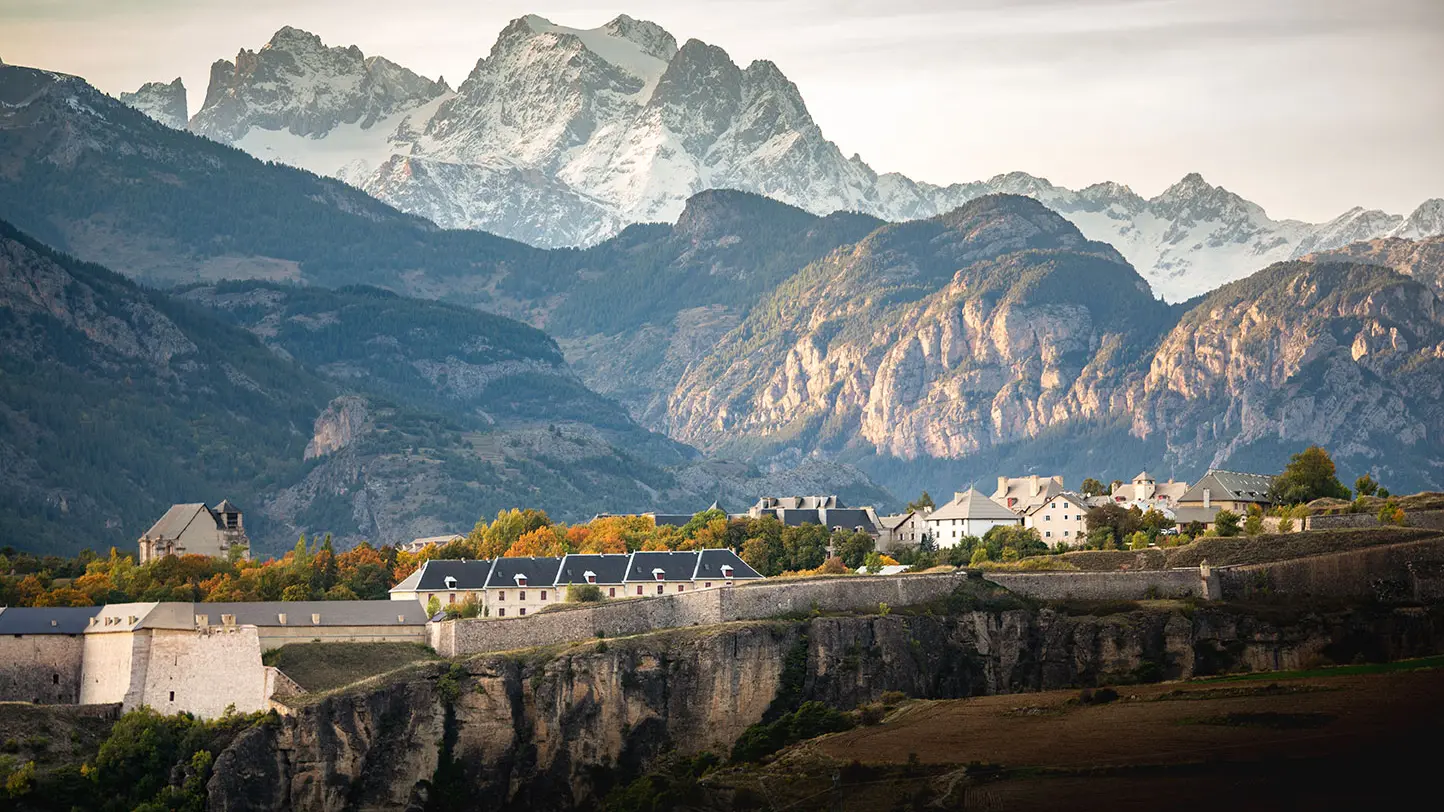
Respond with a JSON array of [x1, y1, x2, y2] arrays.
[[204, 604, 1444, 811]]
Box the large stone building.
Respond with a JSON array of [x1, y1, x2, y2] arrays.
[[1175, 469, 1276, 527], [0, 606, 100, 705], [744, 496, 881, 535], [1, 600, 428, 719], [992, 475, 1065, 514], [877, 510, 929, 551], [389, 559, 494, 611], [925, 489, 1022, 546], [138, 500, 250, 564]]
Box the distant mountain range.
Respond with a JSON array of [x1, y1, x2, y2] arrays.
[[120, 15, 1444, 301], [4, 50, 1444, 556]]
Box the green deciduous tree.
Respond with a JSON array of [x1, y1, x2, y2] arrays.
[[1079, 478, 1106, 497], [1269, 446, 1351, 505], [1354, 474, 1379, 497], [1213, 510, 1242, 537]]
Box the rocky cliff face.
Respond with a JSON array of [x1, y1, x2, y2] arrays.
[[205, 604, 1444, 811], [666, 195, 1172, 460], [1302, 235, 1444, 295], [118, 77, 188, 129]]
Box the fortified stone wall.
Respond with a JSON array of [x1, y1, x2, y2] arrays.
[[254, 624, 427, 651], [79, 631, 143, 707], [1305, 513, 1380, 530], [1218, 537, 1444, 601], [0, 635, 86, 704], [982, 569, 1204, 602], [435, 573, 972, 656], [139, 626, 268, 717]]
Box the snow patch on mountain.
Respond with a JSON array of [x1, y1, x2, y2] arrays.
[[118, 77, 187, 129]]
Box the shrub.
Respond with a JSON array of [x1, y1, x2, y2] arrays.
[[858, 703, 886, 725], [879, 690, 908, 706], [730, 702, 854, 762], [1077, 687, 1119, 705], [567, 584, 605, 603]]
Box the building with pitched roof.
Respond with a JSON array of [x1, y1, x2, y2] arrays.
[[399, 534, 464, 554], [991, 475, 1065, 514], [877, 510, 928, 551], [389, 559, 495, 611], [626, 551, 703, 597], [1022, 493, 1090, 547], [555, 553, 633, 599], [924, 489, 1022, 545], [1177, 470, 1276, 514], [691, 548, 763, 589], [138, 500, 250, 564], [1112, 471, 1189, 507], [484, 557, 565, 617]]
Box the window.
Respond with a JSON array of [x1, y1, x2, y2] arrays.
[[520, 608, 527, 616], [519, 590, 526, 600], [656, 584, 664, 595], [609, 587, 616, 597], [448, 593, 456, 604], [705, 582, 712, 589], [498, 591, 505, 600], [498, 608, 505, 617], [52, 673, 59, 685], [169, 691, 175, 702], [1045, 515, 1051, 521], [637, 586, 643, 595], [541, 590, 548, 601], [1045, 531, 1052, 538], [677, 584, 685, 593]]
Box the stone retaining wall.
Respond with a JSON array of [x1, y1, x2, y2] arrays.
[[434, 574, 971, 656], [981, 569, 1204, 602], [1217, 537, 1444, 601]]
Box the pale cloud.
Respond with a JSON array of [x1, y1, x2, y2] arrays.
[[0, 0, 1439, 221]]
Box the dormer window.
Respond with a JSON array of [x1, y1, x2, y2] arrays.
[[721, 565, 734, 578], [584, 570, 597, 584], [652, 568, 666, 582], [444, 576, 458, 590], [514, 573, 527, 587]]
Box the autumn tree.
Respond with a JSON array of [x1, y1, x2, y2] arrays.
[[1079, 478, 1106, 498], [1269, 446, 1350, 505]]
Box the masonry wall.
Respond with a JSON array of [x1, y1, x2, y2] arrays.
[[253, 624, 427, 651], [1218, 537, 1444, 601], [436, 574, 973, 656], [139, 627, 268, 718], [982, 569, 1203, 602], [79, 631, 144, 707], [0, 635, 86, 704]]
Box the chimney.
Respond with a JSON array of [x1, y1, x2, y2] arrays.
[[1030, 475, 1040, 497], [997, 476, 1007, 497], [1203, 488, 1211, 509]]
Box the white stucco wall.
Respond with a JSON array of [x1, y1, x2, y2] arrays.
[[80, 630, 144, 707]]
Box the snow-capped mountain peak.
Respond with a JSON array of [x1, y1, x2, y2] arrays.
[[118, 77, 186, 129], [183, 17, 1444, 303]]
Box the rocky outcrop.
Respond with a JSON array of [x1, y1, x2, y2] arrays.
[[1302, 235, 1444, 295], [206, 604, 1444, 811], [304, 396, 372, 459]]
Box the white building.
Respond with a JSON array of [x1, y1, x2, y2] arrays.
[[1111, 471, 1188, 507], [1023, 493, 1090, 548], [924, 489, 1022, 546], [876, 510, 928, 551]]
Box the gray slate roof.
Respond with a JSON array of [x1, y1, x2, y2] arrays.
[[484, 557, 564, 589], [195, 600, 429, 627], [626, 551, 701, 582], [0, 605, 102, 635], [143, 503, 217, 540], [556, 554, 631, 585], [1180, 470, 1275, 504], [819, 508, 878, 534], [693, 548, 761, 581], [404, 559, 495, 592], [928, 489, 1020, 521]]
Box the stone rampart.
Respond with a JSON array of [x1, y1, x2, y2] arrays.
[[0, 634, 86, 704], [982, 569, 1204, 602], [434, 574, 971, 656], [1305, 513, 1380, 531], [1217, 537, 1444, 601]]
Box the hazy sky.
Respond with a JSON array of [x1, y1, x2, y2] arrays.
[[3, 0, 1441, 222]]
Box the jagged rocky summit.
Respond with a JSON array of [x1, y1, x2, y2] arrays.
[[164, 15, 1444, 301], [118, 77, 187, 129]]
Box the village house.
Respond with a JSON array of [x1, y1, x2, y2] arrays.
[[388, 559, 493, 611], [876, 509, 928, 551], [924, 489, 1021, 546], [484, 556, 564, 617], [399, 534, 464, 554], [991, 475, 1065, 514], [1174, 469, 1275, 527], [1111, 471, 1189, 507], [1022, 492, 1090, 547], [138, 499, 250, 564], [744, 496, 882, 536]]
